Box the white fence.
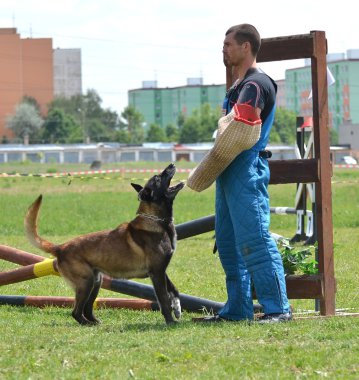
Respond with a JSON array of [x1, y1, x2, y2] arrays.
[[0, 143, 296, 165]]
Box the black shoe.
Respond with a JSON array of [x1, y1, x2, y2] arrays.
[[257, 311, 292, 324], [192, 315, 231, 323]]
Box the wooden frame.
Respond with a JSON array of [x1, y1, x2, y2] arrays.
[[226, 31, 335, 315]]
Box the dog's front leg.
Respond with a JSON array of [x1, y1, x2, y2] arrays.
[[150, 272, 176, 325], [165, 274, 181, 320]]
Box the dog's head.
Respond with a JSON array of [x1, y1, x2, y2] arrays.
[[131, 163, 185, 204]]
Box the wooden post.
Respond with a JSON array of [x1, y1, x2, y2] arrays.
[[310, 31, 335, 315]]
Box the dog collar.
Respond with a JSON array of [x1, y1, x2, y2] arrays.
[[137, 212, 173, 223]]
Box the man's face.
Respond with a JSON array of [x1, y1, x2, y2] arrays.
[[222, 32, 247, 66]]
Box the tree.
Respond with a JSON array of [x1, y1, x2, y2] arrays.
[[82, 89, 103, 119], [179, 117, 201, 143], [330, 128, 338, 145], [114, 127, 131, 144], [79, 89, 120, 142], [198, 103, 221, 141], [120, 106, 145, 144], [50, 94, 83, 120], [6, 103, 43, 143], [179, 103, 221, 143], [41, 108, 82, 143], [177, 113, 185, 129], [86, 119, 113, 142], [165, 123, 179, 142], [21, 95, 41, 114], [48, 89, 121, 143], [146, 124, 167, 142], [271, 108, 297, 144]]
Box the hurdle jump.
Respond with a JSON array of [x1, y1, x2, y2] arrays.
[[0, 244, 263, 314]]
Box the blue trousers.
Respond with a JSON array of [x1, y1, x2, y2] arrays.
[[215, 149, 290, 320]]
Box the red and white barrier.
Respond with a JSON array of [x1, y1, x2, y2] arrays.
[[0, 168, 192, 178]]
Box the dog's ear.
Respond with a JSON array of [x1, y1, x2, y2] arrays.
[[131, 183, 143, 193]]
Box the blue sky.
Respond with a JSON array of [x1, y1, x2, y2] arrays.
[[1, 0, 357, 115]]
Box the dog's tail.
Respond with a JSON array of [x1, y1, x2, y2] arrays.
[[24, 195, 58, 256]]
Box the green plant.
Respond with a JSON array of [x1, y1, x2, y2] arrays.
[[46, 167, 58, 174], [277, 237, 318, 275], [20, 159, 31, 166]]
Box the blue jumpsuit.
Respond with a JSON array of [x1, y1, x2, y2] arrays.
[[216, 68, 290, 320]]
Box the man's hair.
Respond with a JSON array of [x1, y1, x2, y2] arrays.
[[226, 24, 261, 56]]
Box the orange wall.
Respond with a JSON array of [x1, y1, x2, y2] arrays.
[[0, 29, 53, 139]]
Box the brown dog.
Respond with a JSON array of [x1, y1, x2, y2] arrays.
[[25, 163, 184, 325]]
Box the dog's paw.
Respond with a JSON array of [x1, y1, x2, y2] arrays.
[[73, 312, 101, 326], [166, 319, 179, 326], [85, 315, 101, 325], [172, 297, 181, 319]]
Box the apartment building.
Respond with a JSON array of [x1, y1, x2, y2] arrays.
[[285, 51, 359, 148], [0, 28, 53, 139], [128, 79, 226, 130], [53, 48, 82, 98], [0, 28, 82, 140]]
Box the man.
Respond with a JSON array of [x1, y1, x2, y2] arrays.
[[195, 24, 292, 323]]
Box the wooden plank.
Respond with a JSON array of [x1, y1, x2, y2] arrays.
[[311, 31, 336, 315], [285, 275, 323, 299], [258, 33, 315, 62], [252, 275, 323, 299], [269, 159, 319, 184]]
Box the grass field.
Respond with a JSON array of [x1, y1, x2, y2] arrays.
[[0, 161, 358, 379]]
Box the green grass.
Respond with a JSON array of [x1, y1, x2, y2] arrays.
[[0, 163, 358, 379]]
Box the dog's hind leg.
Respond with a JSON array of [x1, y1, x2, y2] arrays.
[[83, 271, 103, 324], [72, 277, 98, 325], [166, 274, 181, 319], [58, 260, 97, 325], [150, 272, 176, 325]]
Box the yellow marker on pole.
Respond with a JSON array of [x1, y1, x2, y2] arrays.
[[33, 258, 59, 277]]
